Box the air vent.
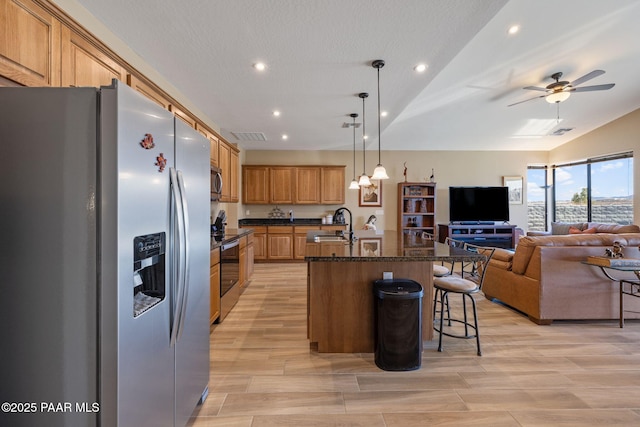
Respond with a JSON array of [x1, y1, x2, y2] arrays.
[[551, 128, 574, 136], [342, 122, 362, 128], [231, 131, 267, 141]]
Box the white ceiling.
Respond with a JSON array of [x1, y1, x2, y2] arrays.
[[70, 0, 640, 152]]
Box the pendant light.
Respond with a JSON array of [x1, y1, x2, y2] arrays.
[[357, 92, 371, 187], [371, 59, 389, 180], [348, 113, 360, 190]]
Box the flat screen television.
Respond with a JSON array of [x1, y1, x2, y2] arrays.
[[449, 186, 510, 223]]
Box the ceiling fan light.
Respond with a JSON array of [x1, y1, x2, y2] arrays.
[[349, 179, 360, 190], [371, 164, 389, 180], [546, 91, 570, 104], [358, 174, 371, 187]]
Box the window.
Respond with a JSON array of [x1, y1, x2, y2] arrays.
[[552, 152, 633, 226], [527, 166, 548, 231]]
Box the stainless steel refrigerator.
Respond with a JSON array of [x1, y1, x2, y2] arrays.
[[0, 81, 210, 427]]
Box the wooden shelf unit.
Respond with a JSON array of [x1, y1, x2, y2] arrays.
[[397, 182, 436, 237], [438, 223, 517, 249]]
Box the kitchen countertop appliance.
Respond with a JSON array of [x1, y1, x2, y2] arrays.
[[212, 210, 227, 241], [0, 81, 210, 427]]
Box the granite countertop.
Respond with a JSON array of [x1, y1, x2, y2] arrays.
[[238, 218, 348, 226], [210, 228, 253, 250], [305, 230, 485, 262]]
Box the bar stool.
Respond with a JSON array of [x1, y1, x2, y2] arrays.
[[433, 243, 495, 356], [421, 232, 450, 276]]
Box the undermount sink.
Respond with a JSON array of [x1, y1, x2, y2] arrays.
[[313, 235, 347, 242]]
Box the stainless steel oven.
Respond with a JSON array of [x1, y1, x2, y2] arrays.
[[219, 238, 240, 321]]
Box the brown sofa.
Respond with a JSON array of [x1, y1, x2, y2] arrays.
[[483, 231, 640, 324]]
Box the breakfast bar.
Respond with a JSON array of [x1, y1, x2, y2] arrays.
[[305, 230, 486, 353]]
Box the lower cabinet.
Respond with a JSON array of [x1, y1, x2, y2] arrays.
[[210, 247, 220, 324], [267, 226, 294, 260], [242, 224, 346, 261]]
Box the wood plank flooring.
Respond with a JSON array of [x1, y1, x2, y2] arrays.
[[187, 263, 640, 426]]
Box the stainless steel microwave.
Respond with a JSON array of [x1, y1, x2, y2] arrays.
[[211, 166, 223, 201]]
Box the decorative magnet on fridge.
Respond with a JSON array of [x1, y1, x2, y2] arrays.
[[140, 133, 155, 149], [155, 153, 167, 172]]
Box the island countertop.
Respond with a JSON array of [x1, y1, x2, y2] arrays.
[[305, 230, 481, 262]]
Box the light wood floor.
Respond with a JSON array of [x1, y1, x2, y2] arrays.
[[187, 263, 640, 426]]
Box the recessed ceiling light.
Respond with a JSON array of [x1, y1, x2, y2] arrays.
[[380, 111, 388, 118], [281, 134, 288, 140], [414, 63, 428, 73], [507, 24, 520, 35], [273, 110, 281, 117], [253, 62, 266, 71]]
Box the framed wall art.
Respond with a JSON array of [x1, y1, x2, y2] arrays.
[[503, 176, 523, 204], [359, 178, 382, 207], [360, 238, 381, 257]]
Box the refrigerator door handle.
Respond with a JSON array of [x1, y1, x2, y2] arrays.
[[176, 169, 191, 341], [169, 167, 187, 347]]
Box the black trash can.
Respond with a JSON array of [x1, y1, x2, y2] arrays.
[[373, 279, 424, 371]]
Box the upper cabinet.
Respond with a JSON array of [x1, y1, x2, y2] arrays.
[[219, 139, 239, 203], [321, 166, 345, 205], [195, 123, 220, 167], [243, 165, 345, 205], [243, 166, 269, 204], [269, 167, 294, 205], [127, 73, 171, 110], [0, 0, 62, 86], [61, 27, 125, 88], [295, 167, 321, 204]]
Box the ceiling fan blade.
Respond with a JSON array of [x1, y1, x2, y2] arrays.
[[569, 83, 615, 92], [507, 94, 547, 107], [523, 85, 547, 92], [570, 69, 605, 87]]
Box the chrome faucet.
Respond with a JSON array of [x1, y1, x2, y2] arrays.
[[333, 207, 355, 244]]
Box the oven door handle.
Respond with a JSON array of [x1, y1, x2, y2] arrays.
[[221, 239, 239, 251]]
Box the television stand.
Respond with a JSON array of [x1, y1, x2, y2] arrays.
[[438, 223, 516, 249], [458, 221, 495, 225]]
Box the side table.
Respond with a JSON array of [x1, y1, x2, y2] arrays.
[[583, 262, 640, 328]]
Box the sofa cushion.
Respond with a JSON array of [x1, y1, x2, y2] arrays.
[[551, 222, 587, 235], [512, 234, 634, 275], [588, 223, 640, 234]]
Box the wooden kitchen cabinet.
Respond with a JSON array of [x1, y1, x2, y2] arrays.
[[61, 27, 126, 88], [267, 226, 293, 260], [243, 165, 345, 205], [195, 124, 220, 168], [239, 236, 247, 289], [0, 0, 62, 87], [246, 233, 255, 278], [127, 73, 171, 110], [218, 140, 239, 203], [294, 225, 321, 260], [321, 166, 346, 204], [295, 167, 321, 204], [169, 104, 197, 128], [243, 166, 270, 204], [269, 167, 294, 204], [249, 226, 267, 260], [230, 149, 239, 202], [210, 247, 221, 324]]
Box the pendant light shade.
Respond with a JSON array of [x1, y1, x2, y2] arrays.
[[371, 59, 389, 180], [358, 92, 371, 187], [348, 113, 360, 190]]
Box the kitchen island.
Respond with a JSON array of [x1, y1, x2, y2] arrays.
[[305, 230, 486, 353]]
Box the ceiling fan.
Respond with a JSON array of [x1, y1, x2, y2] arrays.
[[508, 70, 615, 107]]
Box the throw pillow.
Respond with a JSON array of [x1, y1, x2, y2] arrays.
[[569, 226, 597, 234], [551, 222, 586, 235]]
